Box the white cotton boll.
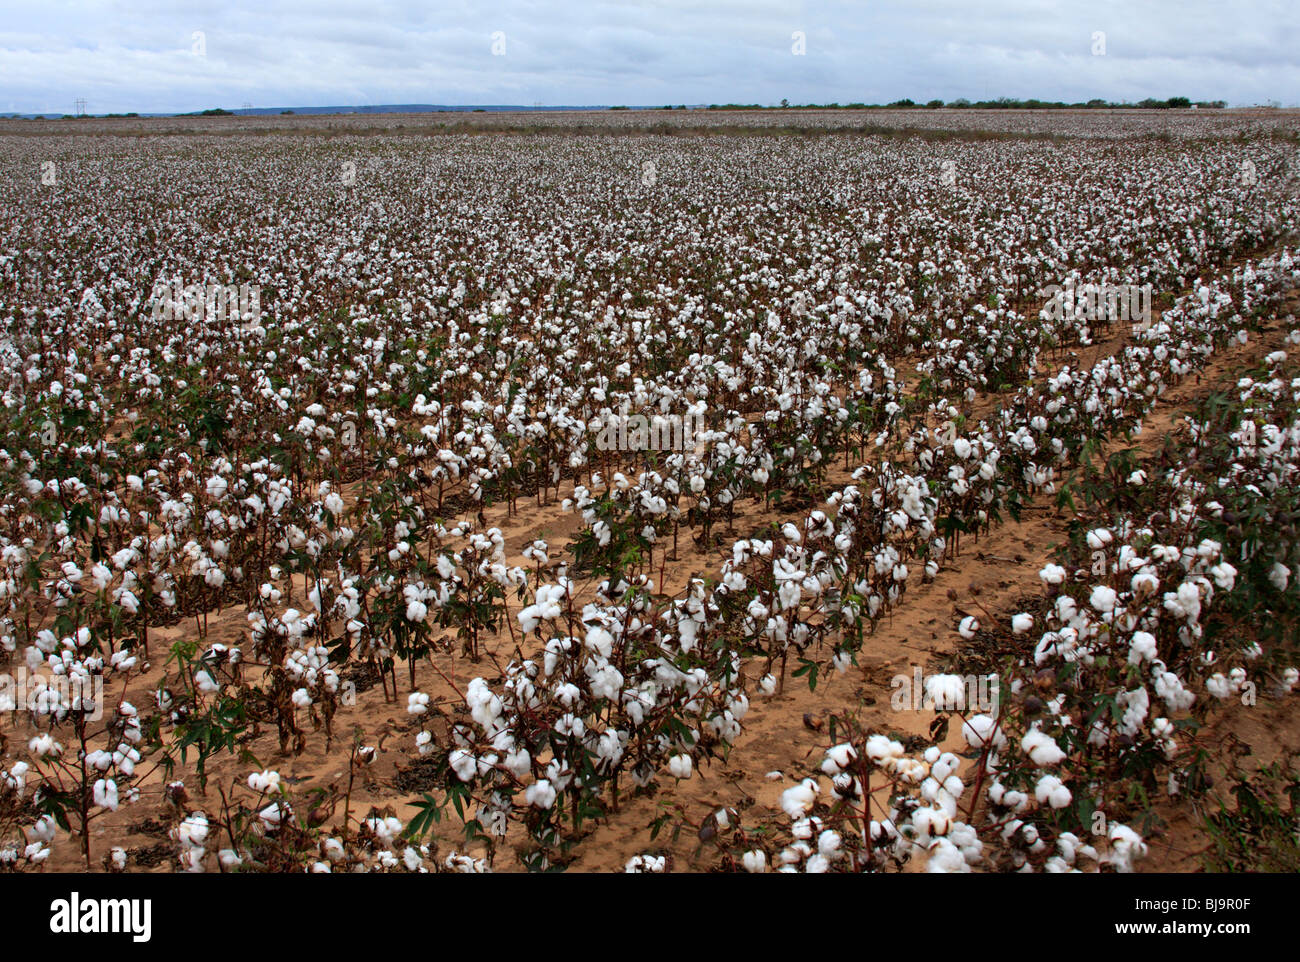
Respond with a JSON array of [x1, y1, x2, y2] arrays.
[[585, 626, 615, 658], [925, 674, 967, 710], [27, 815, 56, 845], [961, 714, 1006, 751], [1089, 585, 1118, 613], [525, 780, 556, 809], [1205, 673, 1232, 700], [1012, 613, 1034, 634], [817, 830, 842, 856], [805, 854, 830, 873], [505, 748, 531, 776], [1268, 562, 1290, 591], [1106, 824, 1148, 872], [405, 599, 428, 623], [27, 734, 61, 758], [407, 692, 430, 715], [668, 754, 693, 779], [1210, 562, 1237, 591], [1021, 729, 1066, 767], [248, 770, 281, 793], [292, 688, 312, 708], [93, 778, 119, 811], [258, 802, 287, 829], [864, 734, 905, 764], [1127, 630, 1158, 665], [822, 742, 857, 775], [449, 749, 477, 782], [1034, 774, 1072, 809], [952, 438, 972, 459], [781, 779, 819, 819], [1039, 564, 1067, 586], [926, 837, 970, 873], [625, 854, 666, 873], [742, 850, 767, 873], [958, 616, 979, 640], [1282, 668, 1299, 693], [758, 673, 777, 695], [176, 812, 209, 848]]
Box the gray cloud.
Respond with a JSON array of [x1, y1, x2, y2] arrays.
[[0, 0, 1295, 114]]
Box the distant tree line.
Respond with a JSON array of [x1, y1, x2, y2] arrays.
[[706, 96, 1226, 110]]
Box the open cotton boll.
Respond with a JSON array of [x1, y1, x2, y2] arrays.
[[1105, 824, 1148, 872], [407, 692, 430, 715], [742, 850, 767, 873], [925, 673, 967, 710], [1089, 585, 1118, 613], [1127, 630, 1158, 665], [92, 778, 119, 811], [525, 780, 556, 809], [1039, 564, 1067, 586], [961, 714, 1006, 751], [926, 837, 970, 873], [1021, 728, 1066, 766], [625, 854, 666, 873], [821, 742, 857, 775], [958, 615, 979, 639], [1034, 774, 1072, 809], [781, 778, 819, 819], [1011, 612, 1034, 634], [668, 754, 693, 779]]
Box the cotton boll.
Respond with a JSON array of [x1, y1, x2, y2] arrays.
[[781, 779, 819, 819], [1089, 585, 1118, 613], [525, 780, 556, 809], [821, 742, 857, 775], [961, 714, 1006, 751], [1034, 774, 1072, 809], [1012, 613, 1034, 634], [93, 778, 119, 811], [1268, 563, 1291, 591], [1127, 630, 1157, 665], [1021, 728, 1066, 766], [1039, 563, 1067, 586], [1106, 824, 1148, 872]]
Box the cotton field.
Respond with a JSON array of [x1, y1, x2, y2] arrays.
[[1, 110, 1299, 874]]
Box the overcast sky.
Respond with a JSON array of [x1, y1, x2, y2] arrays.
[[1, 0, 1296, 114]]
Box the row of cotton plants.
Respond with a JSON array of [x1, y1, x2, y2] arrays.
[[639, 256, 1300, 872]]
